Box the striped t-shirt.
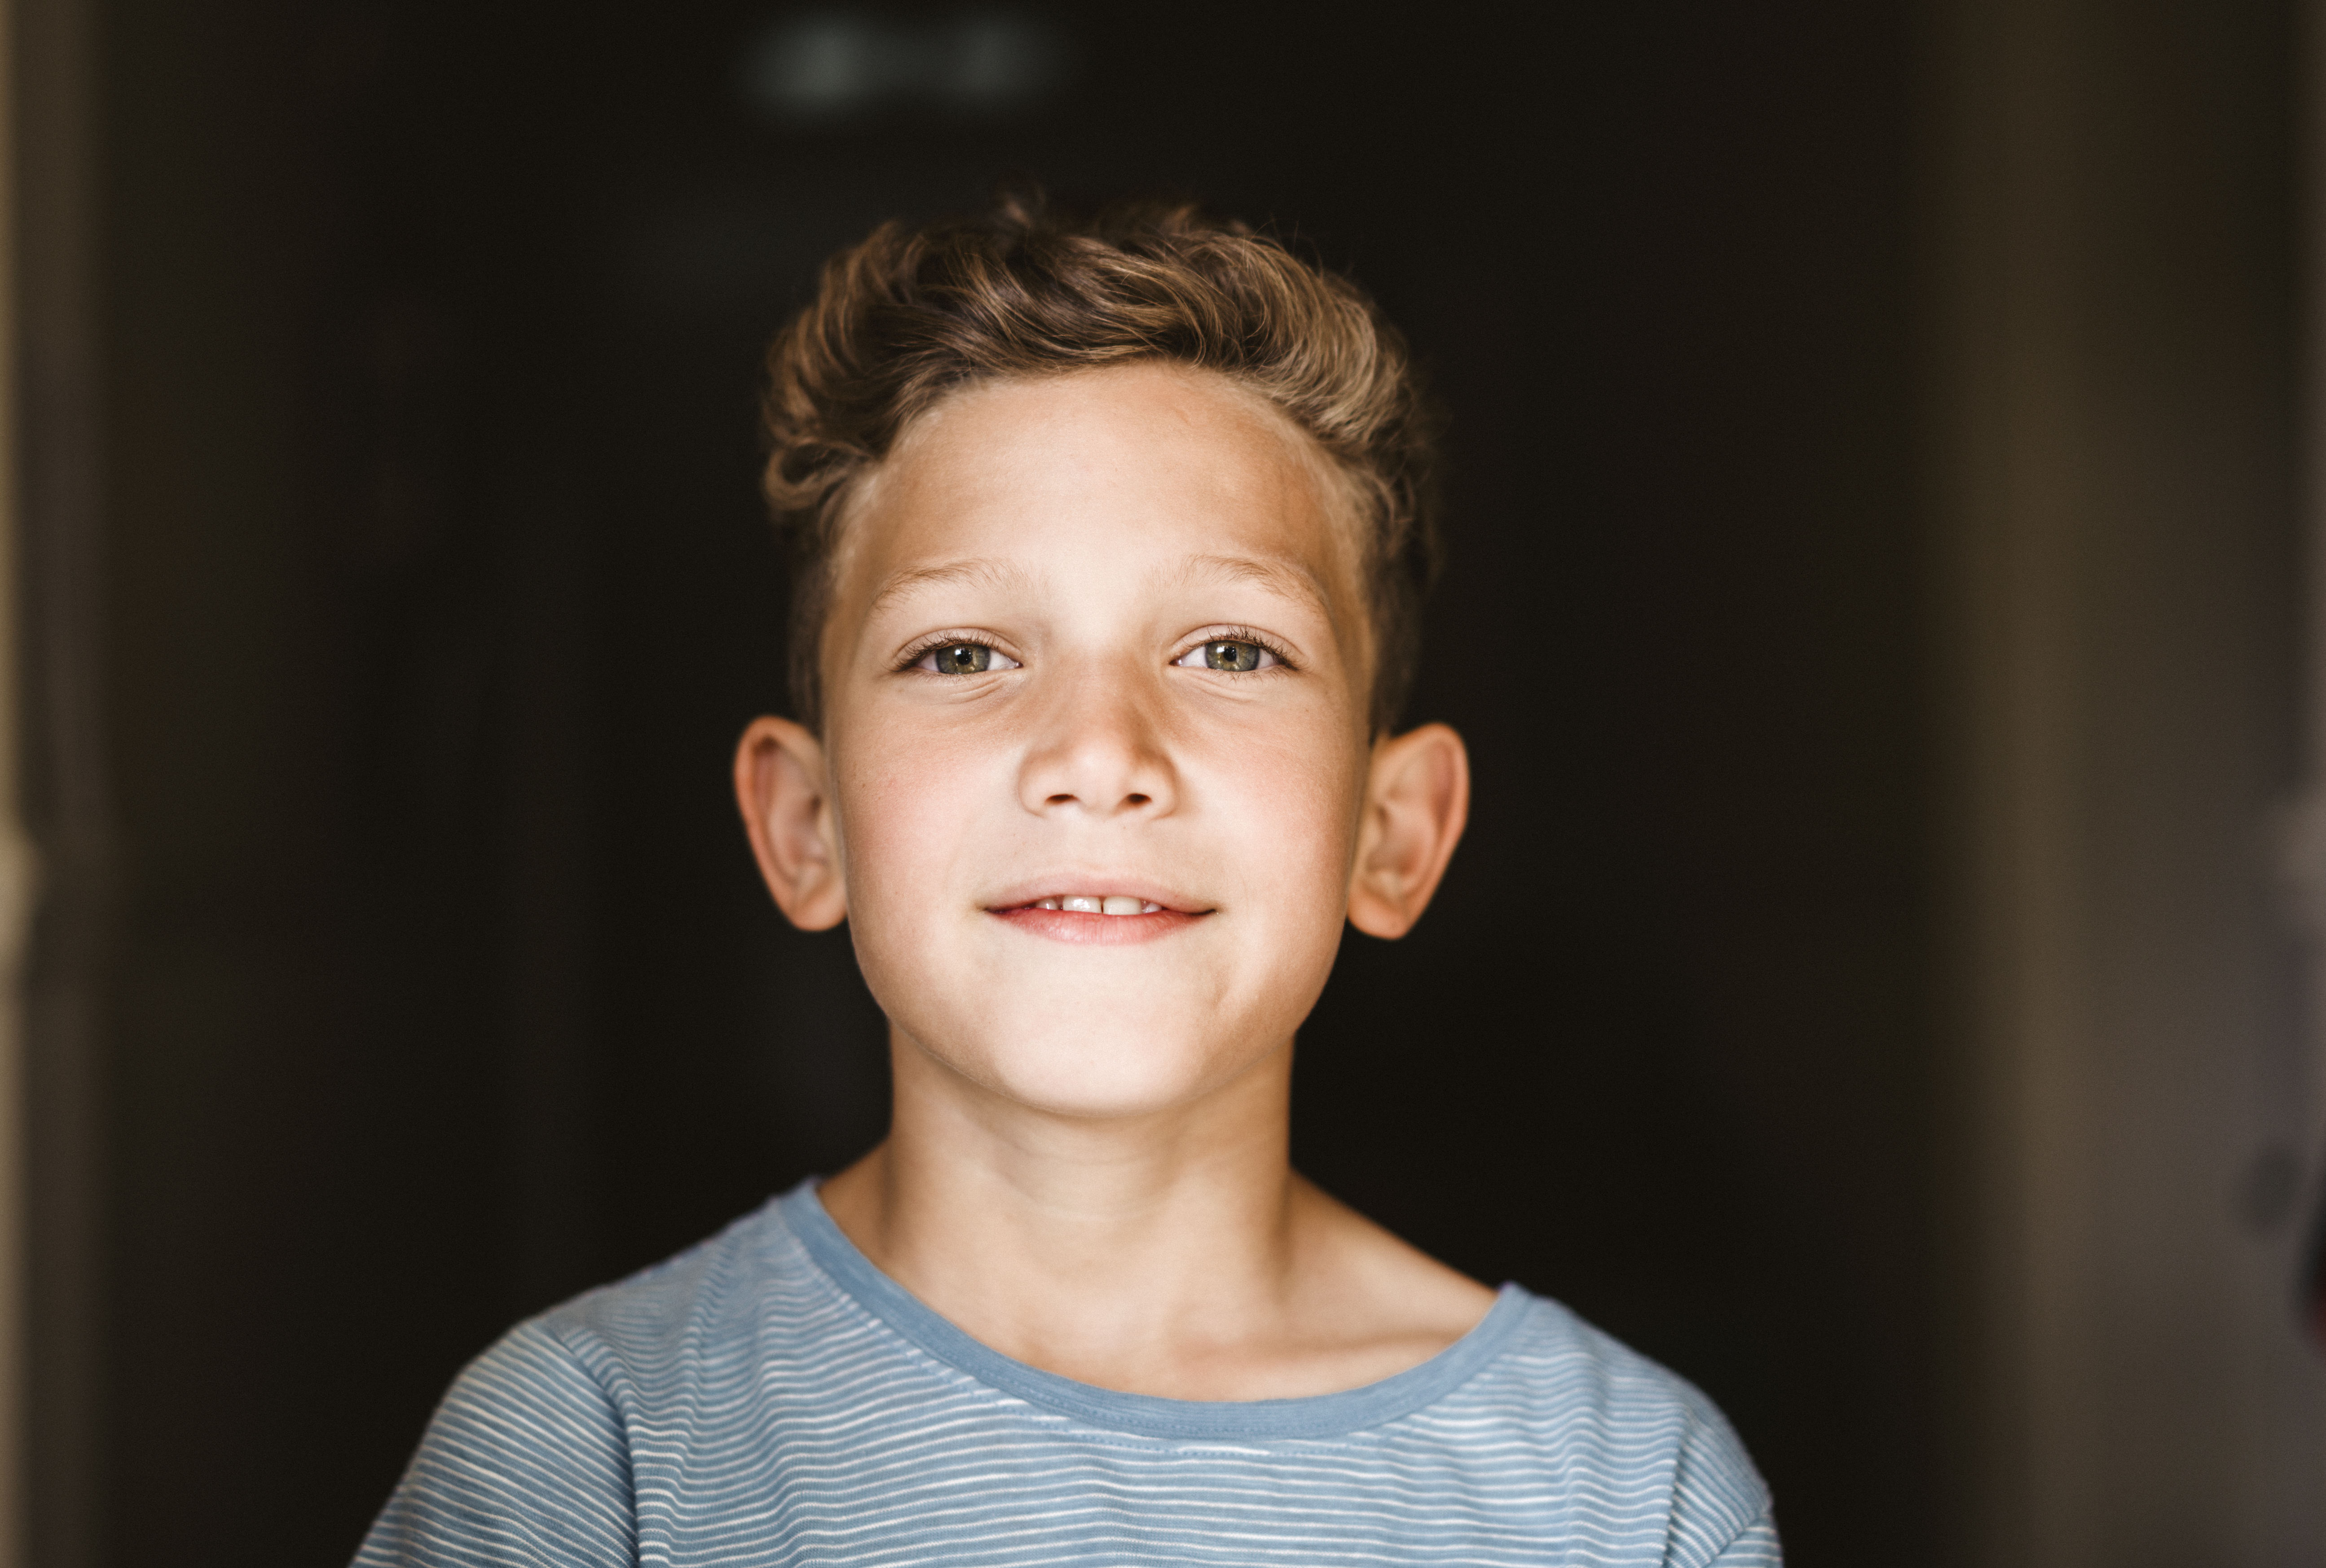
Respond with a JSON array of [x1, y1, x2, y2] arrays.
[[356, 1183, 1780, 1566]]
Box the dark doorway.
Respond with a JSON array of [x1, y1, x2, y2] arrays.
[[39, 0, 1941, 1561]]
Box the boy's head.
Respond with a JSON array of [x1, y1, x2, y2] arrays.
[[761, 190, 1440, 737], [735, 193, 1467, 1121]]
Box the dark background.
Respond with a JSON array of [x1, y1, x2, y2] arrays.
[[26, 0, 2293, 1561]]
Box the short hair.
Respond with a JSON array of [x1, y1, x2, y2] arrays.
[[760, 189, 1441, 734]]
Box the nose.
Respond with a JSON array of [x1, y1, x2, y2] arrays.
[[1016, 663, 1178, 820]]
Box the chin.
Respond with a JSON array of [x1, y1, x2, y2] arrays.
[[939, 1015, 1260, 1120]]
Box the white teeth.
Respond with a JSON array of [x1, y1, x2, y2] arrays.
[[1037, 894, 1163, 915]]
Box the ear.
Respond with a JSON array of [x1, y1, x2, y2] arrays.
[[733, 715, 848, 931], [1346, 723, 1470, 939]]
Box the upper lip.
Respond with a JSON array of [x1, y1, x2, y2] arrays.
[[983, 876, 1211, 915]]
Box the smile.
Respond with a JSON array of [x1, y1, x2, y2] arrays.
[[989, 889, 1208, 945]]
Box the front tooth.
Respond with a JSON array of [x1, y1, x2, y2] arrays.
[[1101, 896, 1143, 916], [1062, 895, 1102, 914]]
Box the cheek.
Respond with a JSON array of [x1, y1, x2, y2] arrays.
[[1195, 716, 1369, 912], [828, 716, 1011, 912]]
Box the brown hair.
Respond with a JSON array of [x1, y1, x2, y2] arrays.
[[761, 189, 1441, 733]]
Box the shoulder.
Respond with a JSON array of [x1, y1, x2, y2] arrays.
[[355, 1318, 637, 1565], [355, 1191, 835, 1566], [529, 1187, 838, 1390], [1450, 1291, 1774, 1566]]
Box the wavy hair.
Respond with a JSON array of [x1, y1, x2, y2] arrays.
[[761, 189, 1441, 733]]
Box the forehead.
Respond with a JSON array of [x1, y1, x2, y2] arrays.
[[832, 362, 1365, 612]]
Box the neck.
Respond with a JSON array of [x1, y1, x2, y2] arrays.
[[820, 1019, 1497, 1400], [819, 1024, 1318, 1391]]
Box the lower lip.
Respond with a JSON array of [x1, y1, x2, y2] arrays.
[[991, 906, 1206, 945]]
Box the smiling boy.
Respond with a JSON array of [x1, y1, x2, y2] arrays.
[[356, 193, 1779, 1566]]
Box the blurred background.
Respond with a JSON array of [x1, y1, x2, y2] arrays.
[[5, 0, 2326, 1562]]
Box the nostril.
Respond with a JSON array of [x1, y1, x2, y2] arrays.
[[1126, 793, 1151, 807]]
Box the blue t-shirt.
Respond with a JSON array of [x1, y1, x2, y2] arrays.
[[356, 1183, 1780, 1566]]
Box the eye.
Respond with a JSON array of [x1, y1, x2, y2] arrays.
[[1174, 639, 1280, 673], [913, 641, 1019, 675]]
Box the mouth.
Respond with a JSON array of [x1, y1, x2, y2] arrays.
[[987, 887, 1210, 945], [1026, 894, 1163, 915]]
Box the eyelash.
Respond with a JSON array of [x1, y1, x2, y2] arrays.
[[894, 632, 1017, 673], [894, 628, 1297, 673], [1174, 627, 1297, 672]]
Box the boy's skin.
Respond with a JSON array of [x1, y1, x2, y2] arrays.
[[733, 360, 1491, 1402]]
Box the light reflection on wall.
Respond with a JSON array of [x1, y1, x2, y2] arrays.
[[740, 10, 1074, 123]]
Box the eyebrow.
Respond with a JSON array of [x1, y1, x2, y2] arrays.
[[865, 557, 1043, 618], [869, 552, 1334, 621], [1166, 553, 1335, 619]]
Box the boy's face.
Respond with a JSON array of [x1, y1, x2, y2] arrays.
[[753, 362, 1442, 1119]]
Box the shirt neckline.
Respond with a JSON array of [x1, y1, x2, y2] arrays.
[[775, 1179, 1530, 1441]]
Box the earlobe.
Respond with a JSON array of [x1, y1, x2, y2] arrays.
[[733, 716, 849, 931], [1346, 723, 1470, 940]]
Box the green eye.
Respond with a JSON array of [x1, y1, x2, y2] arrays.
[[1171, 639, 1280, 672], [922, 643, 996, 675]]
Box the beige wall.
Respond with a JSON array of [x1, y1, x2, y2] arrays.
[[11, 0, 98, 1553], [1932, 0, 2326, 1562], [0, 0, 25, 1559]]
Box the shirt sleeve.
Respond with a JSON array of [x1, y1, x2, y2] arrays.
[[352, 1321, 638, 1568], [1699, 1511, 1783, 1566], [1659, 1382, 1780, 1568]]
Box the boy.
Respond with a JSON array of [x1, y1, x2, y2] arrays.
[[356, 192, 1780, 1565]]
